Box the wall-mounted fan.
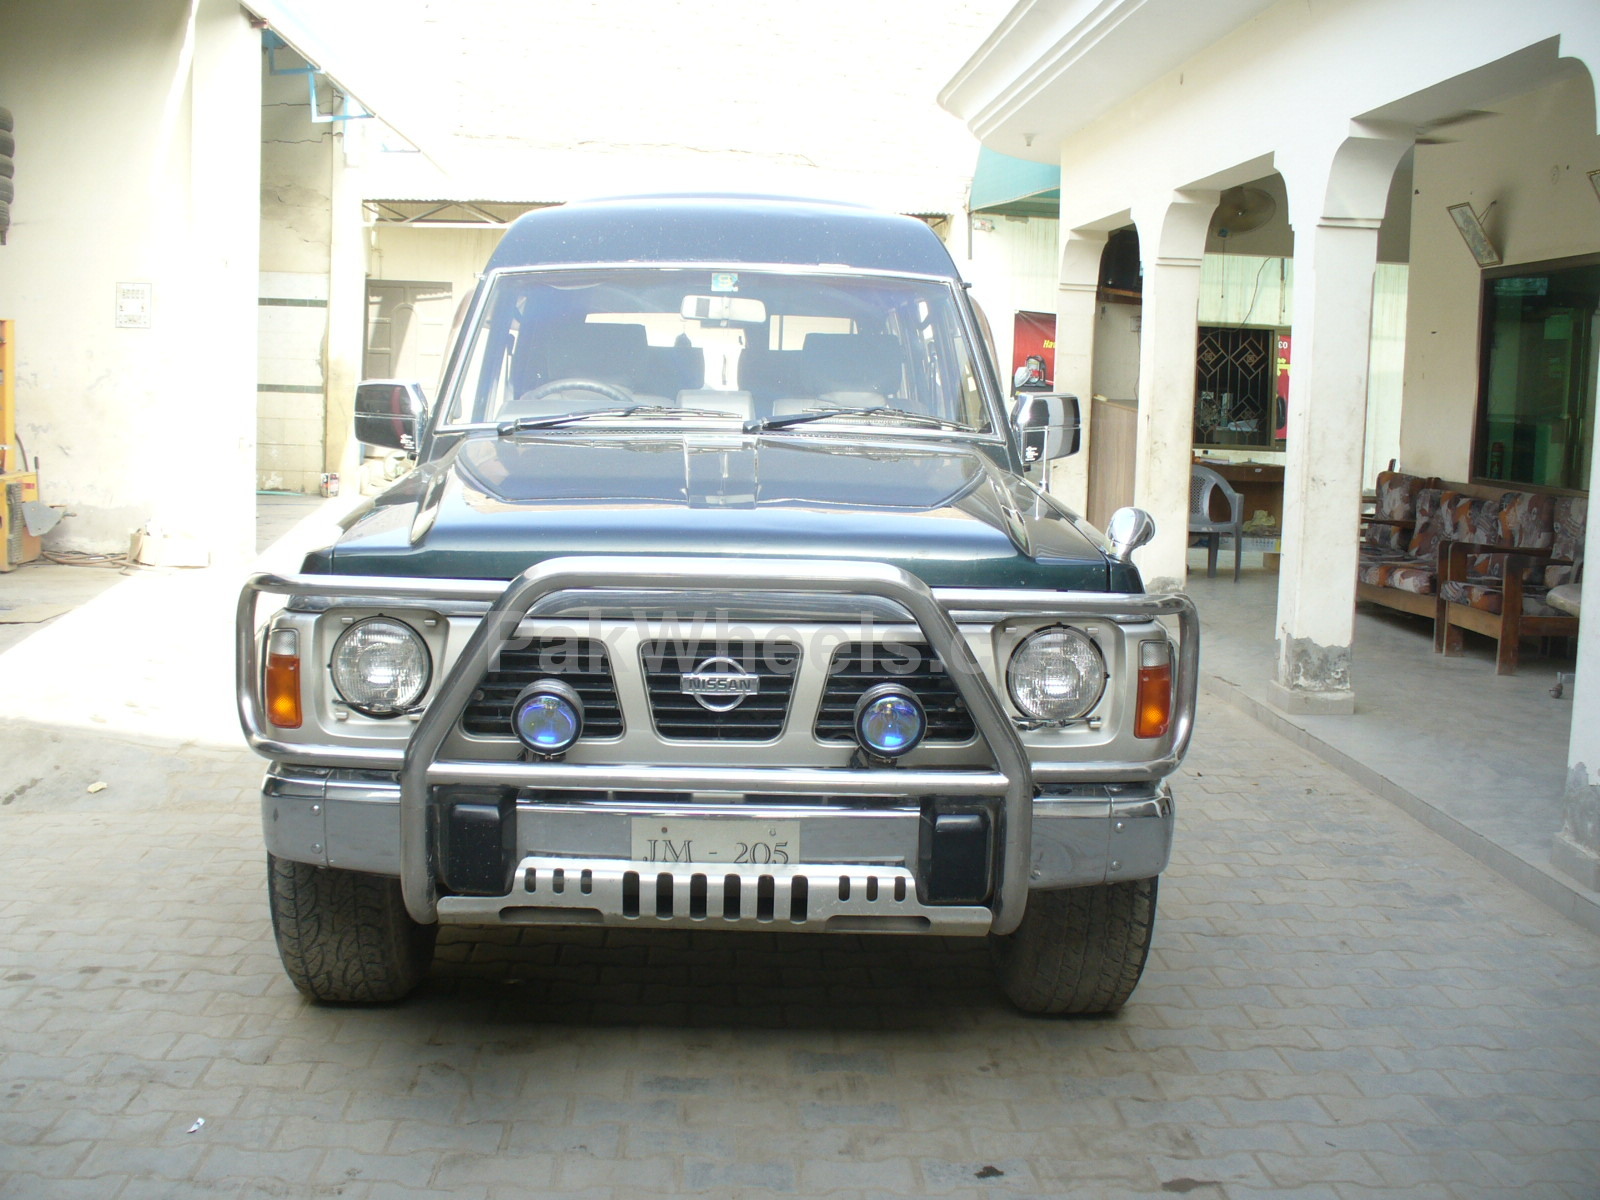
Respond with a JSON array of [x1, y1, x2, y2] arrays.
[[1211, 186, 1277, 238]]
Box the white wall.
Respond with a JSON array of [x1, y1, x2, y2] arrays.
[[257, 55, 335, 494], [1091, 302, 1141, 401], [0, 0, 260, 559], [1399, 70, 1600, 482], [968, 3, 1597, 243], [959, 215, 1061, 383], [1199, 255, 1292, 327], [369, 225, 504, 321], [1195, 253, 1406, 483], [1365, 263, 1409, 483]]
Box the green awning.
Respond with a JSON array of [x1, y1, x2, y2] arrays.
[[969, 147, 1060, 218]]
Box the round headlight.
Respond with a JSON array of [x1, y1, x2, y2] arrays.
[[854, 684, 926, 758], [329, 617, 432, 717], [1006, 627, 1106, 721], [511, 680, 585, 755]]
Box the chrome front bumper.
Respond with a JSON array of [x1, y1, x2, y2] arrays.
[[263, 765, 1174, 936], [239, 556, 1198, 935]]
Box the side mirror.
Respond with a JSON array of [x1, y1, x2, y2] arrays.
[[354, 380, 428, 455], [1011, 392, 1081, 466], [1105, 507, 1156, 562]]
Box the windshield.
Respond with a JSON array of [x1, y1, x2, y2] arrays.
[[443, 267, 994, 433]]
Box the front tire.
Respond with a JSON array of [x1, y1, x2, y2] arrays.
[[267, 854, 436, 1003], [989, 877, 1158, 1015]]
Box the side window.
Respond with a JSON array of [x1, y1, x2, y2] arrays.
[[449, 294, 519, 424], [895, 296, 984, 426], [952, 329, 986, 428]]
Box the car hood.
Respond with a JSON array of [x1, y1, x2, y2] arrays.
[[319, 433, 1125, 590]]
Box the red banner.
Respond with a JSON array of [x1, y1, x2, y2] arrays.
[[1012, 311, 1057, 390], [1274, 333, 1291, 441]]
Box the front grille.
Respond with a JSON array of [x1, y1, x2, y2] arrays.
[[640, 639, 800, 741], [815, 642, 976, 743], [461, 638, 623, 739]]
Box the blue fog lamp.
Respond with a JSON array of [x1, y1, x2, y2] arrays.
[[511, 679, 584, 756], [853, 684, 926, 759]]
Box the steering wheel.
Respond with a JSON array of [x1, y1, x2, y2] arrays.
[[521, 378, 634, 406]]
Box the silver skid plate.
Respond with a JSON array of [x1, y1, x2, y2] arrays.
[[434, 856, 994, 935]]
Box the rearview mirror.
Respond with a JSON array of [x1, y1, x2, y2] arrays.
[[1011, 392, 1080, 466], [354, 380, 428, 454], [681, 294, 767, 324]]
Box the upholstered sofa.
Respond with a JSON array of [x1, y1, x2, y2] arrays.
[[1437, 493, 1585, 674], [1354, 468, 1585, 674], [1355, 468, 1443, 619]]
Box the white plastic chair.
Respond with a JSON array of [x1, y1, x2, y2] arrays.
[[1189, 464, 1244, 581]]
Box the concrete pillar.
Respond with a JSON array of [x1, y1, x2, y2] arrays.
[[181, 0, 260, 563], [1553, 529, 1600, 886], [1270, 134, 1411, 713], [324, 119, 367, 482], [0, 0, 260, 559], [1552, 389, 1600, 888], [1549, 55, 1600, 889], [1047, 230, 1108, 514], [1129, 193, 1216, 592]]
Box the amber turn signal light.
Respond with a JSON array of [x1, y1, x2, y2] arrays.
[[265, 628, 303, 729], [1134, 640, 1172, 739]]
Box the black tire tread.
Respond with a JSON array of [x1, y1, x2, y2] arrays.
[[267, 854, 436, 1004], [990, 877, 1158, 1015]]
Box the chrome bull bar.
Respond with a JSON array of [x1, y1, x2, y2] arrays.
[[237, 557, 1200, 935]]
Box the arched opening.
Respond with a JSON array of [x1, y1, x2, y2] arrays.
[[1083, 226, 1141, 530]]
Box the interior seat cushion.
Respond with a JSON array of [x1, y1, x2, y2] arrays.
[[1405, 489, 1448, 558], [1491, 490, 1555, 551], [1357, 545, 1413, 569], [643, 344, 706, 397], [1546, 495, 1588, 588], [1547, 582, 1582, 616], [1436, 493, 1478, 547], [546, 322, 651, 390], [1440, 578, 1563, 617], [1373, 471, 1426, 521], [801, 333, 903, 399], [1363, 471, 1427, 553], [1357, 560, 1392, 587], [738, 347, 808, 403], [1459, 491, 1554, 581], [1378, 561, 1437, 595]]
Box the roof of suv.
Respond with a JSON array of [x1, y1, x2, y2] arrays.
[[484, 194, 962, 278]]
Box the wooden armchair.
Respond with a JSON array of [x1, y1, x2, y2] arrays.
[[1357, 463, 1437, 555], [1435, 493, 1583, 675]]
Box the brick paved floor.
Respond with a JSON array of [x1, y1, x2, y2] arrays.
[[1, 696, 1598, 1199]]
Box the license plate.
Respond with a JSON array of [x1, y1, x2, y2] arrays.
[[630, 818, 800, 866]]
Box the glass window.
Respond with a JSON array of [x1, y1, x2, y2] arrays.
[[444, 268, 993, 432], [1475, 258, 1598, 492], [1193, 326, 1279, 450]]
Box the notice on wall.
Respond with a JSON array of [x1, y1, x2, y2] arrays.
[[116, 282, 153, 329]]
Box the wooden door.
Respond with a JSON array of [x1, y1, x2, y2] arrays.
[[1087, 397, 1138, 531], [365, 281, 453, 396]]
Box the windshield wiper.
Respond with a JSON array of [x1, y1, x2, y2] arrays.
[[497, 405, 737, 435], [743, 405, 970, 434]]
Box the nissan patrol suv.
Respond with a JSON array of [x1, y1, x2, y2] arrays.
[[236, 194, 1197, 1014]]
